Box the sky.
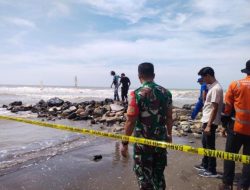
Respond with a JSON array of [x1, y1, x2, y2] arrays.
[[0, 0, 250, 89]]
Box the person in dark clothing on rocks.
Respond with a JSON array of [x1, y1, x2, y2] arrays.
[[119, 73, 131, 103], [110, 71, 120, 101], [121, 62, 173, 190]]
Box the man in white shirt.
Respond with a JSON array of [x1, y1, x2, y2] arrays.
[[194, 67, 224, 178]]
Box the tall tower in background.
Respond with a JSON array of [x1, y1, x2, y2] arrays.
[[74, 76, 78, 88], [40, 81, 44, 90]]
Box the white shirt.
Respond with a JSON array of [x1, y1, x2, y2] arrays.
[[201, 80, 223, 125]]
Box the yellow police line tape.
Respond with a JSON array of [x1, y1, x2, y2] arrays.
[[0, 115, 250, 164]]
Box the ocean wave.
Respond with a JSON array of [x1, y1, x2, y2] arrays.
[[0, 86, 115, 104], [0, 86, 199, 106], [0, 134, 90, 176]]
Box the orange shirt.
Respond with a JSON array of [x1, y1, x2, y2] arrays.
[[224, 76, 250, 136]]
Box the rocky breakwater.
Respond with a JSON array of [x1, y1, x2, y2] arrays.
[[1, 97, 127, 133], [2, 99, 222, 138], [172, 104, 203, 138]]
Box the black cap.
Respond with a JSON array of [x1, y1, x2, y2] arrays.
[[241, 60, 250, 74]]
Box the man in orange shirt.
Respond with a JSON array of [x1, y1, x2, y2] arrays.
[[219, 60, 250, 190]]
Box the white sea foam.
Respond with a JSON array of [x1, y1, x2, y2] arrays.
[[0, 86, 114, 104], [0, 85, 199, 107]]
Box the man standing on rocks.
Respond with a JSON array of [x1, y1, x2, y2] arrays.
[[219, 60, 250, 190], [119, 73, 131, 103], [121, 62, 173, 190], [110, 71, 120, 101], [194, 67, 223, 178]]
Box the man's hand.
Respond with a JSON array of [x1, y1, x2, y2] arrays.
[[204, 125, 211, 136], [167, 134, 172, 143], [121, 144, 128, 157], [220, 128, 227, 137]]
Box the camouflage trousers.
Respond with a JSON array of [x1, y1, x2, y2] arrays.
[[134, 150, 167, 190]]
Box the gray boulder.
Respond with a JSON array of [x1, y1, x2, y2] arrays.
[[110, 104, 124, 112], [10, 101, 22, 107], [47, 97, 64, 107]]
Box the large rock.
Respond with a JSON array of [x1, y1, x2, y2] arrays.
[[110, 104, 124, 112], [182, 104, 193, 110], [179, 115, 189, 121], [22, 104, 33, 111], [106, 112, 116, 117], [2, 105, 8, 108], [106, 116, 119, 122], [180, 121, 190, 126], [102, 105, 111, 112], [79, 111, 88, 117], [76, 108, 85, 115], [67, 112, 77, 120], [69, 106, 77, 112], [48, 107, 57, 113], [115, 111, 125, 117], [61, 101, 71, 110], [11, 106, 21, 113], [61, 109, 72, 117], [37, 100, 47, 107], [182, 125, 192, 133], [10, 101, 22, 107], [93, 107, 107, 117], [104, 98, 113, 104], [47, 97, 64, 107]]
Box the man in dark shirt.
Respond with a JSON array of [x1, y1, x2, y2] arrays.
[[119, 73, 131, 103]]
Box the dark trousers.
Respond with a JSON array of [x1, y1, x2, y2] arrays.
[[121, 87, 128, 102], [223, 126, 250, 188], [201, 123, 217, 173]]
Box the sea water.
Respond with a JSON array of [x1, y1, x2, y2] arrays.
[[0, 85, 198, 175]]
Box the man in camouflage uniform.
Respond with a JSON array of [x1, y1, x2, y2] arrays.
[[121, 62, 173, 190]]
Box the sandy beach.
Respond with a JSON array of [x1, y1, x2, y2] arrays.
[[0, 119, 243, 190]]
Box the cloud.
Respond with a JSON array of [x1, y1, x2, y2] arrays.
[[47, 1, 71, 18], [191, 0, 250, 30], [0, 38, 248, 88], [76, 0, 160, 23], [6, 31, 29, 46], [0, 0, 249, 88], [2, 17, 36, 28]]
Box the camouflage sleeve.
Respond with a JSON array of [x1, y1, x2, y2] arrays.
[[165, 90, 173, 109], [126, 91, 139, 117]]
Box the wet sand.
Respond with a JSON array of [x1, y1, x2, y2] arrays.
[[0, 121, 243, 190]]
